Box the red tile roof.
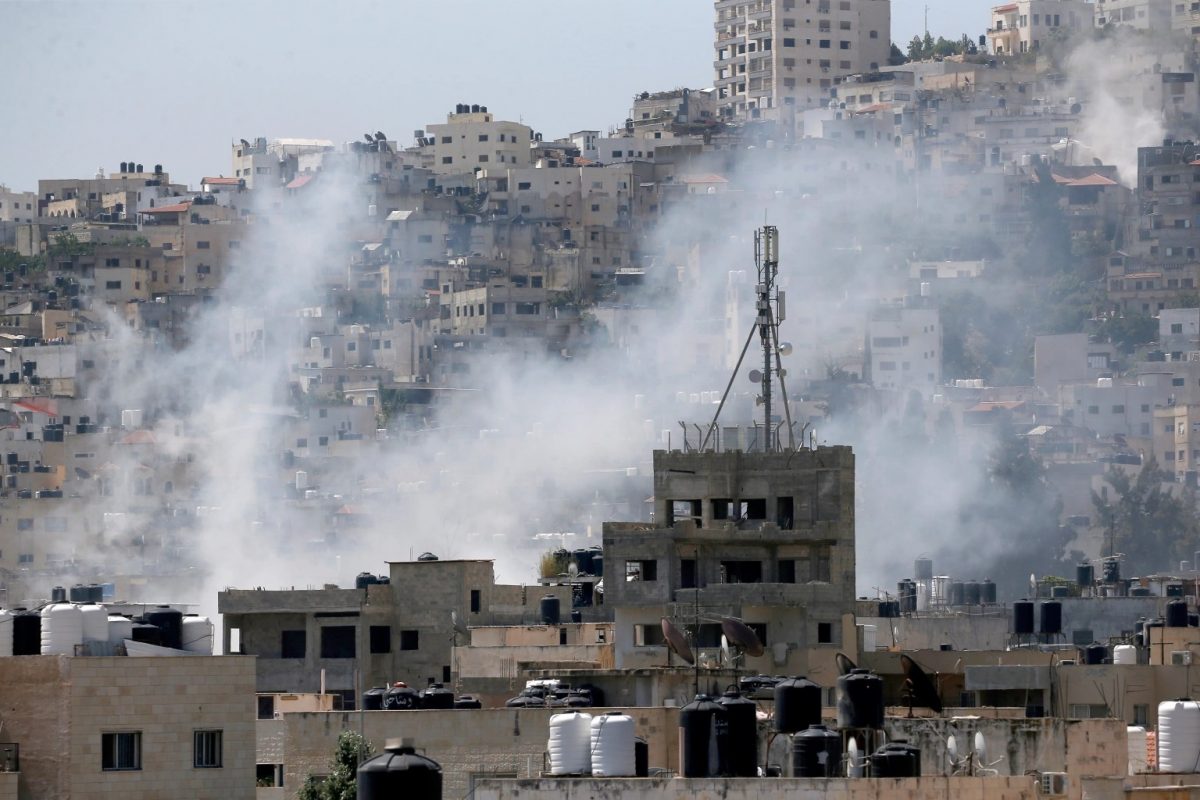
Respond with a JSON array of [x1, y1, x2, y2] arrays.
[[286, 174, 315, 190], [852, 103, 889, 114], [201, 177, 240, 185], [994, 3, 1018, 12], [1067, 173, 1118, 187], [681, 174, 728, 184], [13, 399, 57, 416], [141, 202, 191, 214]]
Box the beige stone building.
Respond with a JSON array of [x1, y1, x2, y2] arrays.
[[713, 0, 892, 123], [0, 654, 255, 799], [0, 186, 36, 225], [987, 1, 1093, 55], [422, 107, 533, 175]]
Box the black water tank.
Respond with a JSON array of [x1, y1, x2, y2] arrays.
[[384, 686, 419, 710], [792, 724, 842, 777], [570, 610, 582, 623], [1040, 601, 1063, 636], [718, 689, 758, 777], [836, 669, 883, 730], [982, 579, 998, 605], [635, 737, 649, 777], [146, 606, 183, 649], [1051, 586, 1070, 599], [453, 695, 482, 709], [421, 684, 454, 709], [362, 688, 386, 710], [1076, 563, 1094, 587], [949, 581, 965, 606], [872, 741, 921, 778], [964, 581, 982, 605], [355, 572, 378, 590], [877, 600, 895, 618], [68, 584, 89, 603], [130, 623, 163, 647], [12, 610, 40, 655], [897, 580, 916, 613], [1167, 600, 1189, 628], [417, 552, 438, 561], [1013, 600, 1035, 635], [50, 586, 65, 603], [540, 595, 560, 625], [1189, 613, 1199, 628], [358, 743, 442, 800], [87, 584, 103, 603], [591, 554, 604, 577], [1103, 558, 1120, 583], [1084, 643, 1107, 664], [1131, 587, 1152, 597], [774, 676, 822, 733], [679, 695, 728, 777], [573, 548, 593, 575]]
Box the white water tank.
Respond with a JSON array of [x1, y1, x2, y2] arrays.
[[79, 604, 107, 642], [295, 471, 308, 491], [120, 409, 143, 428], [40, 603, 83, 655], [590, 712, 636, 777], [859, 623, 877, 653], [107, 615, 133, 647], [1158, 700, 1200, 772], [1114, 644, 1138, 665], [548, 711, 592, 775], [1128, 726, 1148, 774], [0, 609, 12, 656], [181, 615, 214, 654]]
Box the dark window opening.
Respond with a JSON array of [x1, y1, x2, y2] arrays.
[[818, 622, 833, 643], [779, 559, 796, 583], [470, 589, 481, 613], [280, 630, 306, 659], [442, 665, 451, 683], [626, 559, 658, 581], [257, 696, 275, 720], [320, 626, 356, 659], [741, 498, 767, 520], [680, 558, 697, 589], [400, 629, 419, 650], [559, 628, 568, 645], [634, 623, 666, 646], [720, 560, 763, 583], [777, 496, 794, 529], [369, 625, 391, 654], [712, 498, 732, 520], [102, 732, 141, 771]]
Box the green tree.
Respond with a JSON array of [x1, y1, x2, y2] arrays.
[[888, 42, 908, 66], [906, 35, 925, 61], [1096, 313, 1158, 355], [1092, 458, 1200, 575], [298, 730, 373, 800]]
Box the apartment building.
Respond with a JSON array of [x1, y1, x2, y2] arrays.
[[987, 1, 1092, 55], [0, 186, 36, 224], [1153, 403, 1200, 480], [0, 654, 255, 799], [866, 301, 942, 397], [713, 0, 891, 122], [1096, 0, 1173, 28], [422, 106, 533, 175]]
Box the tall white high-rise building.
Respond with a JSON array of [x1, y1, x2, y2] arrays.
[[713, 0, 891, 124]]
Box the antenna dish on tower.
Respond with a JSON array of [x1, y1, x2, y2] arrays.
[[748, 369, 763, 384], [721, 617, 764, 657]]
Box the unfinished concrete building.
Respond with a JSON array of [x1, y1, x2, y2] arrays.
[[218, 559, 573, 707], [603, 446, 857, 685]]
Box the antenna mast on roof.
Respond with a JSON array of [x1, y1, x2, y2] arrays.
[[702, 225, 794, 452]]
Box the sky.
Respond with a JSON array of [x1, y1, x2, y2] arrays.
[[0, 0, 993, 192]]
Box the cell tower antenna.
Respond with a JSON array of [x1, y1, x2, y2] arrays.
[[701, 226, 794, 452]]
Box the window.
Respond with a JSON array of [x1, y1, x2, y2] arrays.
[[817, 622, 834, 644], [1112, 405, 1125, 414], [400, 629, 419, 650], [681, 558, 697, 589], [102, 732, 142, 771], [16, 518, 33, 531], [105, 281, 122, 290], [491, 302, 505, 315], [470, 589, 481, 613], [518, 181, 531, 190], [442, 156, 453, 164], [1173, 323, 1185, 334], [478, 134, 489, 142], [281, 630, 306, 658], [193, 730, 222, 768], [779, 559, 797, 583], [633, 623, 666, 646], [319, 626, 355, 659], [720, 560, 763, 583], [196, 241, 211, 249], [625, 559, 658, 581], [369, 625, 391, 654], [17, 554, 32, 564], [783, 37, 796, 47]]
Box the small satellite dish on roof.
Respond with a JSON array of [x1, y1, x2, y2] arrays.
[[900, 653, 944, 714], [835, 652, 857, 676], [662, 617, 694, 665], [720, 634, 732, 665], [748, 369, 763, 384]]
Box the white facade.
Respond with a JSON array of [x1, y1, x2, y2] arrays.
[[0, 185, 37, 223], [425, 110, 533, 175], [1095, 0, 1173, 29], [987, 1, 1092, 55], [1160, 308, 1200, 357], [714, 0, 892, 120], [867, 305, 941, 397]]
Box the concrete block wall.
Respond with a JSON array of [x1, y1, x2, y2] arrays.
[[282, 706, 679, 799]]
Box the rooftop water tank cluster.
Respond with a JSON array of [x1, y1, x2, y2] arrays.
[[0, 595, 212, 657], [547, 711, 639, 777]]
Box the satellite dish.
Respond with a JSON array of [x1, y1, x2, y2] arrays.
[[947, 734, 959, 763], [721, 617, 765, 657], [974, 731, 988, 765], [835, 652, 857, 676], [568, 562, 579, 579], [748, 369, 763, 384], [900, 654, 944, 713], [721, 634, 732, 665], [846, 738, 864, 777], [662, 617, 695, 665], [778, 341, 793, 357]]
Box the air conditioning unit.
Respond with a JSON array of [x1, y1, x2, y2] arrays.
[[1040, 772, 1068, 795], [1171, 650, 1193, 665]]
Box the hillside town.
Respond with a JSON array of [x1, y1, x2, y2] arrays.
[[9, 0, 1200, 798]]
